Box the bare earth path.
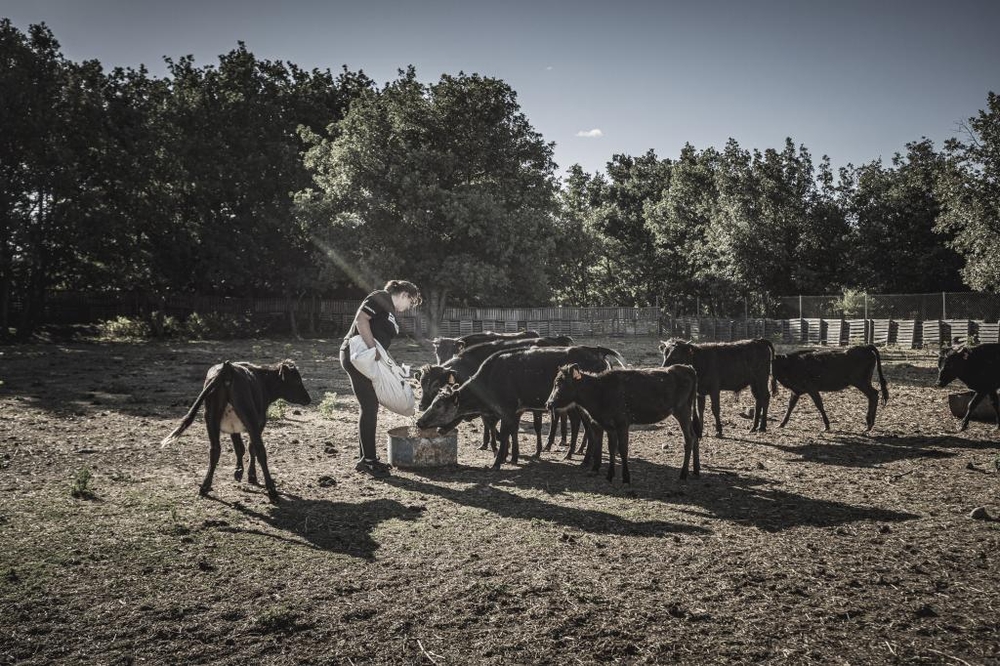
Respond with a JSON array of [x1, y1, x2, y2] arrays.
[[1, 337, 998, 665]]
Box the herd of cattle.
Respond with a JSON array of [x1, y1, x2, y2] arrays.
[[162, 330, 1000, 502]]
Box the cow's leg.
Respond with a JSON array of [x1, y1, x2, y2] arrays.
[[493, 420, 511, 469], [585, 422, 604, 472], [750, 381, 769, 432], [808, 391, 831, 432], [779, 393, 800, 428], [231, 433, 246, 482], [710, 390, 723, 437], [695, 394, 706, 438], [565, 409, 582, 459], [510, 417, 522, 464], [199, 404, 222, 495], [479, 416, 492, 451], [960, 391, 987, 432], [560, 413, 569, 446], [675, 407, 695, 479], [248, 431, 279, 502], [604, 428, 618, 483], [544, 411, 558, 452], [859, 383, 880, 432], [532, 411, 544, 458], [617, 426, 631, 485]]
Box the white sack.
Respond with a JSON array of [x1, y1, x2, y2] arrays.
[[348, 335, 415, 416]]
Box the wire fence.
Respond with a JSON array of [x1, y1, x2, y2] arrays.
[[774, 292, 1000, 321], [13, 290, 1000, 347]]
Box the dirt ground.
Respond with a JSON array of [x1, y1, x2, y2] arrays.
[[1, 335, 998, 665]]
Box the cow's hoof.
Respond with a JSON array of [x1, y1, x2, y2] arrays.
[[234, 469, 243, 482], [248, 475, 260, 486], [478, 444, 489, 451], [267, 492, 280, 504], [199, 485, 211, 496]]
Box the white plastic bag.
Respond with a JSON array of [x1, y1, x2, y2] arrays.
[[348, 335, 415, 416]]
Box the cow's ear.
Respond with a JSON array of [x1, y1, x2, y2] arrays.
[[658, 341, 667, 352], [456, 341, 465, 352], [572, 367, 583, 381], [413, 367, 423, 380], [447, 373, 457, 385], [961, 349, 970, 359]]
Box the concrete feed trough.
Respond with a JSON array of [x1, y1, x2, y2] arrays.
[[387, 426, 458, 467]]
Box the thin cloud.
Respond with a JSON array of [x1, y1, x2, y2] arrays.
[[575, 129, 604, 138]]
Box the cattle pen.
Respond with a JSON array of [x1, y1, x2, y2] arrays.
[[1, 334, 999, 665]]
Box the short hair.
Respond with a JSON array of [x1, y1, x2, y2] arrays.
[[384, 280, 423, 307]]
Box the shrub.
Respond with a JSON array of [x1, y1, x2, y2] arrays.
[[98, 316, 151, 340], [71, 467, 95, 499], [267, 399, 288, 421], [318, 392, 341, 417], [183, 312, 251, 339]]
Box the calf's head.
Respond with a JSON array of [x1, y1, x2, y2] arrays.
[[416, 386, 462, 431], [937, 346, 968, 388], [546, 364, 583, 411], [659, 339, 694, 367], [278, 360, 311, 405], [417, 364, 458, 410]]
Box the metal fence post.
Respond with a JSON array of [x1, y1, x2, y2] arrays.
[[942, 292, 947, 320]]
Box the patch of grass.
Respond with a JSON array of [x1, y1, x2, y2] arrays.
[[252, 605, 305, 634], [267, 399, 288, 421], [318, 392, 341, 417], [70, 467, 95, 500]]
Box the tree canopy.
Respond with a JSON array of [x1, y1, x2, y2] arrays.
[[1, 20, 996, 337]]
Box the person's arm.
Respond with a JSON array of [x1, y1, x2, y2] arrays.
[[355, 311, 381, 360]]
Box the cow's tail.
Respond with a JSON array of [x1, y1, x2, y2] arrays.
[[583, 345, 625, 368], [160, 361, 232, 447], [689, 366, 701, 441], [763, 339, 779, 396], [871, 345, 889, 406]]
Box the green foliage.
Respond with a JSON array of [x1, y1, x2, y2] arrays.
[[98, 316, 152, 340], [318, 392, 341, 418], [937, 91, 1000, 292], [183, 312, 250, 340], [267, 399, 288, 421], [830, 289, 867, 318], [297, 67, 558, 326], [70, 468, 94, 499]]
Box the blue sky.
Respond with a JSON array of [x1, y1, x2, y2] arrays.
[[5, 0, 999, 178]]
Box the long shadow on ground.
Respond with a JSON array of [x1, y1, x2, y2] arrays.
[[382, 472, 709, 537], [207, 492, 424, 560], [757, 433, 997, 469], [387, 457, 917, 534]]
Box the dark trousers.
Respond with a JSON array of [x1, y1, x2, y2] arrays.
[[340, 345, 380, 461]]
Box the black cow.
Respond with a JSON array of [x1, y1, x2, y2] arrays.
[[771, 345, 888, 432], [160, 360, 311, 502], [546, 364, 700, 483], [416, 335, 577, 452], [660, 338, 774, 437], [938, 342, 1000, 431], [432, 330, 540, 364], [416, 346, 620, 468]]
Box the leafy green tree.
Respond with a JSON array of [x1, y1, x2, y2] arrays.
[[297, 67, 558, 329], [549, 165, 603, 305], [846, 139, 963, 293], [936, 91, 1000, 291]]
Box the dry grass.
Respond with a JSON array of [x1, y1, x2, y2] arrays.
[[1, 336, 998, 665]]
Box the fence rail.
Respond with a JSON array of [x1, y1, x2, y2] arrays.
[[14, 291, 1000, 347]]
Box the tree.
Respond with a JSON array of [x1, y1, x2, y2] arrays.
[[297, 67, 559, 330], [549, 165, 603, 305], [936, 91, 1000, 291], [847, 139, 963, 293]]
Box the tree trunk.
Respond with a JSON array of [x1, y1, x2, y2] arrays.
[[425, 287, 449, 338]]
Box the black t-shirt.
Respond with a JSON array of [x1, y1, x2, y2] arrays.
[[345, 290, 399, 350]]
